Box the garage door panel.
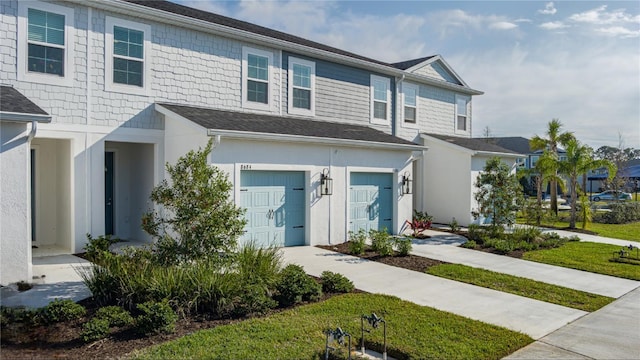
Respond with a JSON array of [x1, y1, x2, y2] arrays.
[[350, 172, 393, 234]]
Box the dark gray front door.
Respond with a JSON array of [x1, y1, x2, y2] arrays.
[[105, 151, 115, 235]]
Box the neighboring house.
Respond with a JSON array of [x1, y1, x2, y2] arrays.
[[420, 134, 522, 225], [1, 0, 490, 284], [587, 159, 640, 194]]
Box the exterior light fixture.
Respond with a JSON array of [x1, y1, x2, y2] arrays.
[[321, 168, 333, 196], [402, 172, 412, 195]]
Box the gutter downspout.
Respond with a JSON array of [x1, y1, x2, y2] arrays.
[[27, 120, 37, 141], [394, 74, 405, 137]]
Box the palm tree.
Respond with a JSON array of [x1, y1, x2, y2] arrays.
[[520, 151, 563, 225], [530, 119, 575, 216], [558, 139, 615, 229]]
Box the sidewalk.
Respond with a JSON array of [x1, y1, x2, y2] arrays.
[[281, 246, 586, 339]]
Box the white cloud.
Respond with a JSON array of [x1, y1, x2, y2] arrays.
[[569, 5, 640, 25], [596, 26, 640, 38], [538, 2, 557, 15], [539, 21, 570, 30], [514, 18, 532, 23], [489, 22, 518, 30]]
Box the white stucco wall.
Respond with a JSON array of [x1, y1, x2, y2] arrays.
[[0, 122, 32, 284]]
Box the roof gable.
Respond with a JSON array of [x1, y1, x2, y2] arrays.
[[424, 133, 522, 156], [393, 55, 466, 86]]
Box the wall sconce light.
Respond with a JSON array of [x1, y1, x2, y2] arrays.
[[402, 172, 412, 195], [321, 168, 333, 196]]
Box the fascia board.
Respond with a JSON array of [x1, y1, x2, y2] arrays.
[[421, 134, 475, 156], [86, 0, 483, 95], [207, 129, 424, 151], [404, 55, 471, 90], [473, 151, 525, 158], [155, 104, 208, 133], [0, 111, 51, 123]]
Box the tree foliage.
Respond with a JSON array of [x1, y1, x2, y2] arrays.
[[142, 139, 246, 265], [529, 119, 575, 215], [473, 157, 522, 228]]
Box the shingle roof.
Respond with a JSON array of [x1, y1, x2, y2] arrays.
[[391, 56, 437, 70], [424, 133, 522, 155], [0, 86, 48, 115], [483, 136, 532, 154], [124, 0, 391, 67], [158, 103, 418, 146]]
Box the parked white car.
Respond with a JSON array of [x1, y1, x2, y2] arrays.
[[589, 190, 632, 202]]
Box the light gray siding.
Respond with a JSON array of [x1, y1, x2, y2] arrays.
[[411, 62, 461, 85]]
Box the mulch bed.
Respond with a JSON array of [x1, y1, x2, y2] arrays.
[[317, 242, 448, 272]]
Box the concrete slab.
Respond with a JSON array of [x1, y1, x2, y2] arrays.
[[281, 246, 587, 339], [411, 239, 640, 298], [503, 341, 589, 359]]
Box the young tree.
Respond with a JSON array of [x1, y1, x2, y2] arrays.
[[530, 119, 575, 215], [473, 157, 522, 228], [521, 151, 563, 226], [595, 135, 637, 194], [142, 139, 246, 265], [558, 139, 614, 229]]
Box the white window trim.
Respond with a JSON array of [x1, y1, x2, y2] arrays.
[[105, 16, 151, 96], [370, 74, 391, 126], [242, 46, 275, 112], [17, 1, 75, 87], [287, 57, 315, 116], [454, 94, 470, 133], [401, 82, 419, 129]]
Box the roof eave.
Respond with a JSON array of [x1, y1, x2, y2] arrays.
[[0, 111, 52, 123], [85, 0, 483, 95], [473, 151, 524, 158]]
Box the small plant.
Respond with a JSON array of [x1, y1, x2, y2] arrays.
[[320, 271, 354, 293], [347, 229, 367, 255], [232, 284, 278, 317], [466, 224, 487, 244], [461, 240, 477, 249], [405, 210, 433, 237], [95, 306, 133, 327], [84, 234, 120, 262], [449, 218, 461, 232], [81, 318, 110, 342], [275, 264, 322, 307], [40, 299, 86, 324], [370, 228, 393, 256], [0, 306, 40, 326], [135, 300, 178, 335], [394, 237, 413, 256]]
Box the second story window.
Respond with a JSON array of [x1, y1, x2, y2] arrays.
[[288, 57, 315, 116], [370, 75, 390, 125], [105, 17, 150, 95], [242, 47, 273, 111], [27, 8, 65, 76], [403, 83, 418, 124], [18, 1, 74, 86], [455, 95, 469, 132]]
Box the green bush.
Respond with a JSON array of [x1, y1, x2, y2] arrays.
[[449, 218, 461, 232], [135, 300, 178, 335], [320, 271, 354, 294], [511, 226, 543, 243], [84, 234, 120, 262], [275, 265, 322, 307], [595, 202, 640, 224], [95, 306, 133, 327], [81, 318, 110, 342], [232, 284, 278, 317], [466, 224, 487, 244], [370, 228, 393, 256], [0, 306, 40, 326], [40, 299, 86, 324], [394, 237, 413, 256], [461, 240, 477, 249], [347, 229, 367, 255]]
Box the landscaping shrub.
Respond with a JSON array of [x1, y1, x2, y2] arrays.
[[466, 224, 487, 244], [394, 237, 413, 256], [231, 283, 278, 317], [233, 242, 282, 291], [81, 318, 110, 342], [595, 202, 640, 224], [84, 234, 120, 262], [0, 306, 40, 326], [95, 306, 133, 327], [347, 229, 367, 255], [449, 218, 461, 232], [275, 265, 321, 307], [16, 281, 32, 291], [320, 271, 354, 293], [135, 300, 178, 335], [511, 226, 543, 243], [405, 210, 433, 237], [461, 240, 476, 249], [370, 228, 393, 256], [40, 299, 86, 324]]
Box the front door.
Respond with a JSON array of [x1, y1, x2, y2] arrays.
[[105, 151, 115, 235]]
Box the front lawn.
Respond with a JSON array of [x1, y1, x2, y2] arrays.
[[523, 242, 640, 280], [427, 264, 614, 312], [549, 220, 640, 242], [132, 293, 532, 360]]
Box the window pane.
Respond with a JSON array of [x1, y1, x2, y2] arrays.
[[114, 26, 128, 42], [457, 97, 467, 116], [247, 80, 268, 103], [47, 28, 64, 46], [404, 107, 416, 123], [113, 26, 144, 58], [248, 54, 268, 81], [28, 24, 46, 42], [46, 12, 65, 32], [114, 41, 128, 56], [28, 44, 63, 75], [113, 59, 143, 86], [47, 46, 63, 62], [457, 115, 466, 130], [293, 88, 310, 109], [129, 30, 143, 45], [404, 88, 416, 106], [374, 81, 387, 101], [293, 63, 310, 88], [374, 101, 387, 119], [28, 9, 64, 46], [114, 57, 128, 71], [128, 43, 143, 59], [28, 9, 47, 27]]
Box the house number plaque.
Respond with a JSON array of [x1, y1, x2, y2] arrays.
[[240, 164, 252, 170]]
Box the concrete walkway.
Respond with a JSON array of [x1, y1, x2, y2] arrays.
[[281, 246, 586, 339], [416, 230, 640, 298]]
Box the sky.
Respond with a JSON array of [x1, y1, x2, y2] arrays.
[[175, 0, 640, 150]]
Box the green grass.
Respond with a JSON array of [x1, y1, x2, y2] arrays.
[[427, 264, 614, 312], [554, 220, 639, 242], [132, 293, 532, 360], [523, 242, 640, 281]]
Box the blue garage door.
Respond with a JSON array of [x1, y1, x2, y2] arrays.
[[240, 171, 305, 247], [349, 172, 393, 233]]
